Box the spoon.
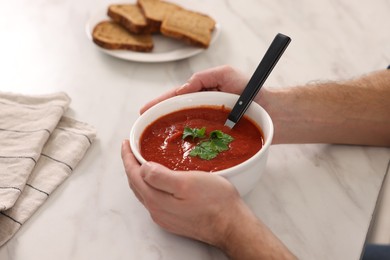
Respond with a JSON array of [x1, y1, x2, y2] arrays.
[[224, 33, 291, 128]]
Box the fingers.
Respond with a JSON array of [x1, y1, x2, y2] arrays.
[[121, 140, 143, 180], [140, 65, 248, 114], [140, 87, 178, 114], [140, 161, 187, 198], [176, 65, 248, 95], [176, 66, 227, 95], [121, 139, 138, 169], [121, 140, 176, 206], [121, 140, 145, 202]]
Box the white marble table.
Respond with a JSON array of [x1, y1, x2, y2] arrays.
[[1, 0, 389, 259]]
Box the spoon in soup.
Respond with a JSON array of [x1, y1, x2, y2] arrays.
[[224, 33, 291, 129]]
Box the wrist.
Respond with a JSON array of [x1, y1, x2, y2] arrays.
[[255, 87, 291, 144], [219, 202, 261, 257], [217, 200, 296, 260]]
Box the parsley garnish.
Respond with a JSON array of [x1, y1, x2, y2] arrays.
[[182, 127, 234, 160], [182, 127, 206, 140]]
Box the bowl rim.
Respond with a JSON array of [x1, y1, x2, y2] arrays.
[[129, 91, 274, 176]]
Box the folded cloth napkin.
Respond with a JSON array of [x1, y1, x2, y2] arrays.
[[0, 92, 96, 246], [0, 92, 70, 210]]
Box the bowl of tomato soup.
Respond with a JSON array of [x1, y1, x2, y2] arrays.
[[130, 92, 273, 196]]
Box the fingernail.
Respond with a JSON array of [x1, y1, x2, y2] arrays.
[[176, 83, 189, 94]]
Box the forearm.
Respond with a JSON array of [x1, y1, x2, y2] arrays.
[[216, 201, 296, 260], [258, 69, 390, 146]]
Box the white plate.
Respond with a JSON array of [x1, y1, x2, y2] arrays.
[[85, 6, 221, 63]]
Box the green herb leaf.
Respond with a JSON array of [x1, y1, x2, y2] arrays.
[[182, 127, 206, 140], [189, 142, 219, 160], [184, 127, 234, 160], [209, 130, 234, 152]]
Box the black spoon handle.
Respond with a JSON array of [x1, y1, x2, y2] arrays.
[[225, 33, 291, 128]]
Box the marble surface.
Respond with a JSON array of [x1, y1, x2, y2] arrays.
[[1, 0, 390, 259]]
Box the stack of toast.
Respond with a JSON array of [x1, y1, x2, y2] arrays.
[[92, 0, 216, 52]]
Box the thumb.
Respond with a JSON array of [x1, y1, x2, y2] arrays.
[[176, 66, 226, 95], [140, 161, 185, 196]]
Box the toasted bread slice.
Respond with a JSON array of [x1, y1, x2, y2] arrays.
[[107, 4, 152, 34], [92, 21, 153, 52], [161, 9, 216, 48], [137, 0, 182, 32]]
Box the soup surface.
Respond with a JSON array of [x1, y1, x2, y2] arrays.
[[140, 106, 264, 171]]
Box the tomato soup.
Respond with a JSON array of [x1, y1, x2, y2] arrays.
[[140, 106, 264, 172]]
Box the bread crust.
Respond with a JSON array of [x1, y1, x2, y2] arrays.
[[90, 0, 217, 52], [107, 4, 153, 34], [92, 21, 153, 52], [161, 9, 216, 48], [137, 0, 182, 33]]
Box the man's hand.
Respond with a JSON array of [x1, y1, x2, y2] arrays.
[[140, 65, 250, 114], [121, 139, 243, 246]]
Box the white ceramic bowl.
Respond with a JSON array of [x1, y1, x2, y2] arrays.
[[130, 92, 274, 196]]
